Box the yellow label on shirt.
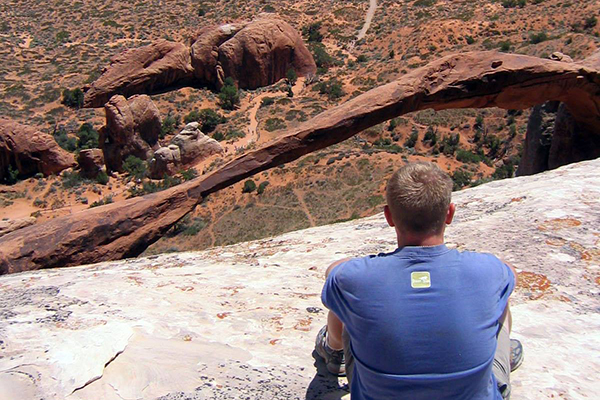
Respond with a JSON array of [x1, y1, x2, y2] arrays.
[[411, 272, 431, 288]]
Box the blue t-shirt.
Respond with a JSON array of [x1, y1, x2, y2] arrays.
[[321, 244, 515, 400]]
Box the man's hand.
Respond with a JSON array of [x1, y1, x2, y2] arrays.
[[325, 257, 353, 278]]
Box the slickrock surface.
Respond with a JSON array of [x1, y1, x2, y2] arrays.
[[1, 159, 599, 400], [2, 51, 600, 274]]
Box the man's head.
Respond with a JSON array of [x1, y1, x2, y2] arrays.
[[385, 162, 454, 237]]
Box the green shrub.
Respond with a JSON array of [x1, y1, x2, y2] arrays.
[[257, 181, 269, 195], [310, 43, 336, 72], [303, 21, 323, 42], [264, 118, 286, 132], [404, 128, 419, 148], [180, 168, 198, 181], [89, 195, 113, 208], [3, 165, 19, 185], [465, 35, 475, 44], [61, 171, 86, 189], [61, 88, 84, 109], [127, 175, 182, 198], [77, 123, 99, 150], [452, 169, 472, 191], [493, 161, 515, 180], [286, 68, 298, 85], [160, 113, 180, 138], [122, 156, 147, 179], [314, 79, 344, 100], [529, 31, 548, 44], [502, 0, 526, 8], [242, 179, 257, 193], [423, 126, 438, 145], [261, 97, 276, 107], [218, 77, 240, 110], [184, 109, 226, 132], [96, 170, 109, 185], [456, 149, 482, 163], [53, 126, 77, 152]]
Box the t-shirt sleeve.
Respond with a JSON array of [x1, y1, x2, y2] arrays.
[[495, 258, 516, 321], [321, 261, 351, 323]]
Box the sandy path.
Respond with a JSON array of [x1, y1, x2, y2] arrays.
[[357, 0, 378, 41]]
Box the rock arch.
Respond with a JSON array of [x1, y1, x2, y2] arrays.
[[2, 51, 599, 274]]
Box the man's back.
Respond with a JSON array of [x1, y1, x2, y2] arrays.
[[322, 244, 515, 400]]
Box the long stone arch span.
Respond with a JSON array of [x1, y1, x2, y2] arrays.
[[1, 51, 599, 274]]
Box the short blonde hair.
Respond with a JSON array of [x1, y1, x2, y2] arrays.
[[385, 162, 453, 235]]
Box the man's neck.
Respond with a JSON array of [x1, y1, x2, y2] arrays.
[[396, 231, 445, 249]]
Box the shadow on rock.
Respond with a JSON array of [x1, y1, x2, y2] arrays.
[[305, 350, 349, 400]]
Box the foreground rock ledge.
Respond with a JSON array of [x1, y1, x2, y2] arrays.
[[1, 51, 600, 274], [0, 159, 599, 399]]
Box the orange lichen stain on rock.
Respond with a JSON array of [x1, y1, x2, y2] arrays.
[[511, 197, 525, 202], [537, 218, 582, 232], [269, 339, 280, 345], [569, 242, 600, 262], [127, 275, 144, 286], [294, 317, 312, 331], [177, 285, 194, 292], [517, 271, 552, 300], [595, 276, 600, 286], [221, 285, 244, 296], [545, 238, 567, 247], [217, 312, 230, 319], [558, 295, 572, 303]]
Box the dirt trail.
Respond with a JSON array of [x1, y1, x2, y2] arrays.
[[357, 0, 378, 41], [293, 188, 315, 227]]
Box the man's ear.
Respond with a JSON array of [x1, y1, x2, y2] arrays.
[[384, 205, 395, 227], [445, 203, 455, 225]]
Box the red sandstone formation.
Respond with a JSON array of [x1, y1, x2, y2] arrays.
[[518, 51, 600, 176], [77, 149, 105, 179], [1, 51, 599, 274], [0, 119, 76, 181], [84, 40, 195, 108], [100, 94, 161, 172], [83, 16, 317, 107]]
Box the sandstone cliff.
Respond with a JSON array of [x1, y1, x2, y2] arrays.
[[0, 159, 598, 399]]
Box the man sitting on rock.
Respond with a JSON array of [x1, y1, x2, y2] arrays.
[[316, 161, 523, 400]]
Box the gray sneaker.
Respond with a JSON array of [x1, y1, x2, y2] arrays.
[[510, 339, 524, 372], [315, 325, 346, 376]]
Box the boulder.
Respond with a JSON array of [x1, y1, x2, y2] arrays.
[[0, 119, 76, 181], [190, 23, 248, 87], [0, 217, 35, 238], [84, 40, 195, 108], [2, 51, 600, 273], [84, 16, 316, 107], [100, 94, 161, 172], [149, 145, 182, 178], [149, 122, 222, 178], [214, 17, 317, 89], [77, 149, 105, 179]]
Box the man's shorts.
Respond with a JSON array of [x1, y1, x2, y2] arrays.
[[342, 319, 512, 399]]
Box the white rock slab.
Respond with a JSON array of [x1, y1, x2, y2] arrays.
[[1, 159, 599, 399]]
